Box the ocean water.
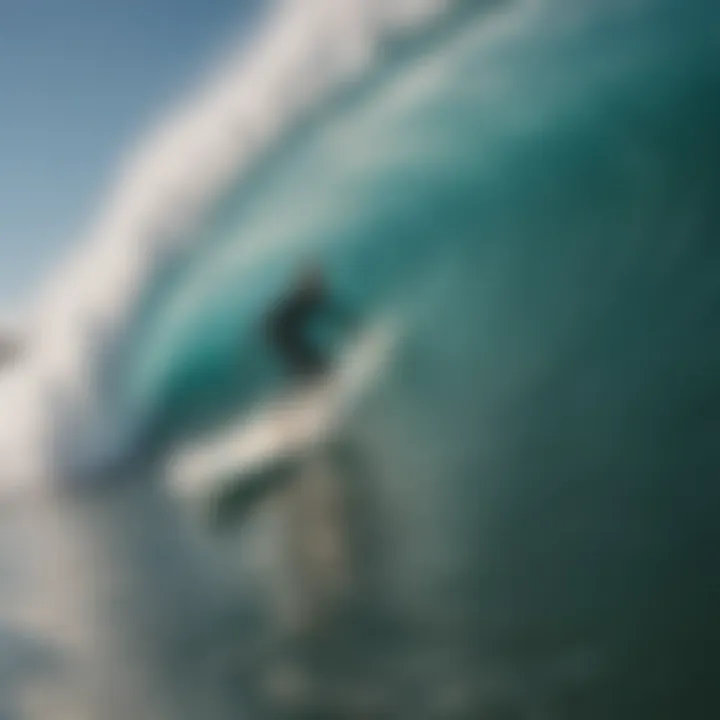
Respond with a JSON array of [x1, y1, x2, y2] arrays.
[[1, 0, 720, 717]]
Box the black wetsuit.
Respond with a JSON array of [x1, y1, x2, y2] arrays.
[[266, 284, 331, 378]]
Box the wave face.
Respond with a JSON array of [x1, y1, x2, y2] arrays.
[[120, 0, 720, 462]]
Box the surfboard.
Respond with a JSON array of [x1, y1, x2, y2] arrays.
[[164, 319, 396, 522]]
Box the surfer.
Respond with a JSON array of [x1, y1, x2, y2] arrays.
[[265, 265, 355, 380]]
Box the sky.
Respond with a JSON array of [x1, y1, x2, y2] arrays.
[[0, 0, 265, 315]]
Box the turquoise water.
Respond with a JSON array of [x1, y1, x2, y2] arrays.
[[3, 0, 720, 717]]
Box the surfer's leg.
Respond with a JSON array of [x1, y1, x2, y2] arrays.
[[293, 343, 329, 379], [276, 335, 322, 378]]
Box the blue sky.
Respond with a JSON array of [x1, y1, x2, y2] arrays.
[[0, 0, 264, 312]]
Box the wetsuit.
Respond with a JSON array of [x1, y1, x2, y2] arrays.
[[266, 283, 331, 379]]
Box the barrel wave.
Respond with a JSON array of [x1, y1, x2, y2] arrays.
[[2, 0, 715, 480], [0, 0, 719, 716]]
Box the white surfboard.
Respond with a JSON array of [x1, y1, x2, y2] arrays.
[[165, 319, 397, 517]]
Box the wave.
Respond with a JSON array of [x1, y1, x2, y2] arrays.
[[2, 0, 712, 484]]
